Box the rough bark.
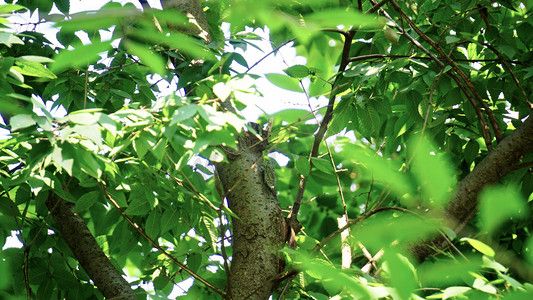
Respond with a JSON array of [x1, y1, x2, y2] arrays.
[[412, 112, 533, 261], [161, 0, 211, 43], [216, 126, 286, 300], [46, 193, 136, 300]]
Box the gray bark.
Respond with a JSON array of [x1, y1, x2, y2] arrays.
[[46, 193, 136, 299], [413, 113, 533, 260], [216, 127, 286, 299]]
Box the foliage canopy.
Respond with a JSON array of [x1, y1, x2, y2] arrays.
[[1, 0, 533, 299]]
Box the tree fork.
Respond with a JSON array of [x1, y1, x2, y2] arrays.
[[216, 124, 286, 299]]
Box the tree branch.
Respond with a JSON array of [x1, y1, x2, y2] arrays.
[[368, 0, 493, 148], [45, 192, 137, 299], [412, 112, 533, 261], [366, 0, 391, 14], [389, 0, 503, 142], [288, 30, 357, 229], [348, 53, 527, 65], [99, 183, 226, 297], [480, 41, 531, 106], [245, 38, 296, 73]]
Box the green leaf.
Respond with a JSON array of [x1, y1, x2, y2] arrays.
[[124, 41, 166, 75], [0, 4, 26, 13], [187, 252, 202, 274], [355, 103, 381, 136], [74, 191, 100, 212], [10, 114, 35, 131], [409, 135, 456, 208], [152, 273, 171, 292], [51, 144, 75, 176], [464, 140, 479, 164], [461, 238, 495, 257], [176, 151, 193, 170], [295, 253, 370, 298], [150, 138, 166, 161], [133, 133, 151, 160], [12, 61, 56, 79], [311, 157, 333, 174], [445, 36, 461, 44], [202, 216, 218, 252], [56, 6, 127, 32], [145, 210, 161, 239], [107, 190, 127, 207], [55, 0, 70, 15], [345, 143, 413, 197], [418, 259, 481, 286], [295, 156, 310, 176], [0, 32, 24, 47], [384, 27, 399, 44], [443, 286, 471, 299], [479, 185, 526, 235], [265, 73, 302, 92], [170, 104, 198, 125], [124, 195, 150, 216], [472, 278, 497, 294], [51, 41, 112, 73], [306, 8, 382, 28], [138, 28, 214, 60], [73, 124, 103, 147], [16, 56, 54, 63], [68, 112, 98, 125], [160, 207, 180, 235], [110, 89, 132, 99], [383, 252, 417, 300], [77, 150, 102, 179], [284, 65, 310, 78], [525, 237, 533, 265]]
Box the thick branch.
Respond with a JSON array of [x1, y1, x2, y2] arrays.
[[45, 193, 136, 299], [161, 0, 211, 43], [412, 112, 533, 261]]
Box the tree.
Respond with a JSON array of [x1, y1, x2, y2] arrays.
[[1, 0, 533, 299]]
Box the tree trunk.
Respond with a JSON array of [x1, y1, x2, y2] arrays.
[[46, 193, 136, 299], [216, 126, 286, 299]]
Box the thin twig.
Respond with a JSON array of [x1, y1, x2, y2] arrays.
[[288, 29, 357, 225], [327, 142, 348, 218], [389, 0, 503, 142], [369, 0, 493, 149], [511, 161, 533, 170], [421, 57, 448, 134], [245, 38, 296, 73], [99, 182, 226, 297], [312, 206, 410, 253], [348, 53, 526, 65], [214, 170, 231, 286], [480, 42, 531, 106], [322, 28, 348, 37], [84, 69, 88, 109], [366, 0, 391, 14]]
